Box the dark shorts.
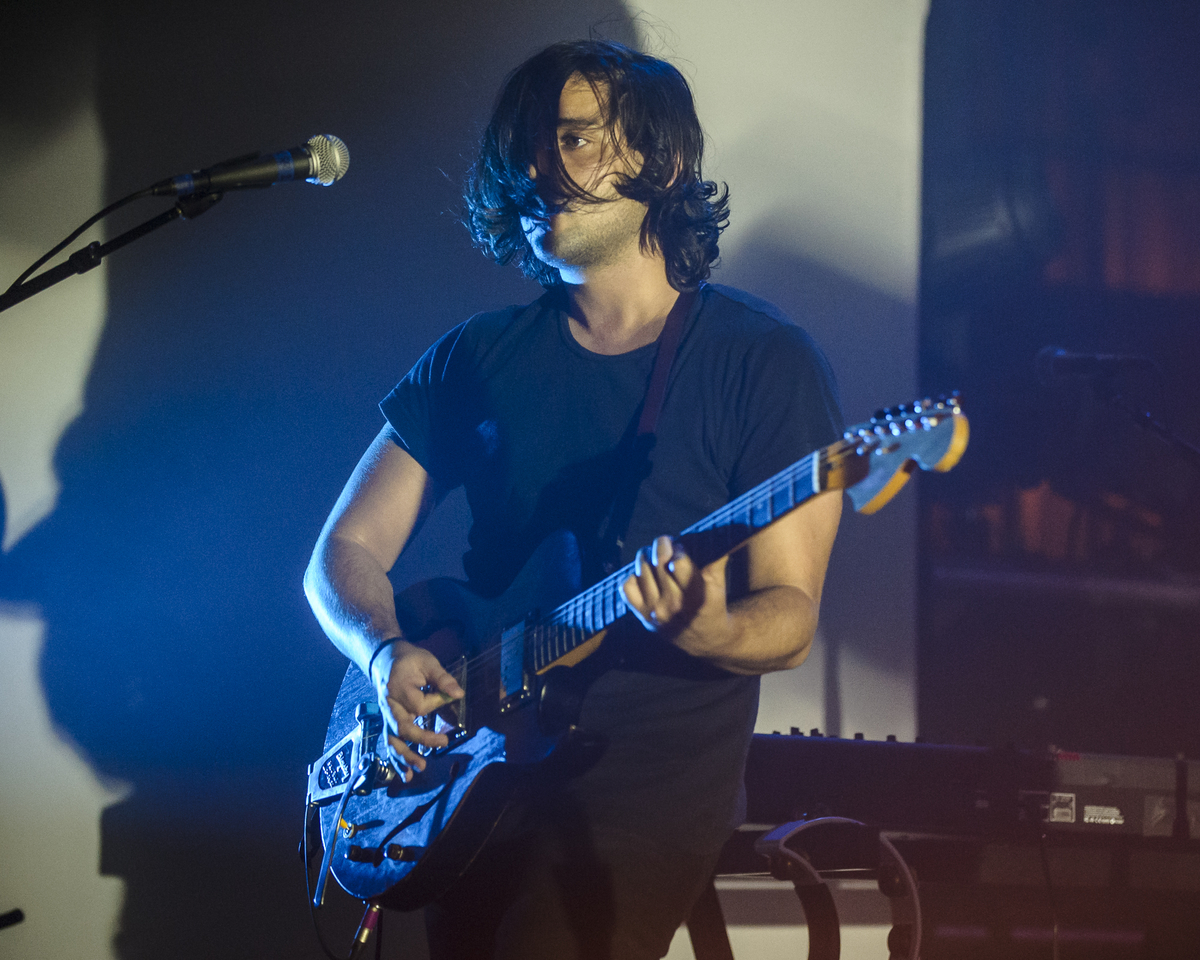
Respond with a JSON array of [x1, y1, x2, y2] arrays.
[[424, 791, 725, 960]]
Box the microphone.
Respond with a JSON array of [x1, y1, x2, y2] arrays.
[[1035, 345, 1156, 384], [151, 134, 349, 197]]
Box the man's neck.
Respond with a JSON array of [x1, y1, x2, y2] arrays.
[[561, 256, 682, 356]]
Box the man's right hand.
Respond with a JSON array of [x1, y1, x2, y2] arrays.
[[370, 639, 465, 778]]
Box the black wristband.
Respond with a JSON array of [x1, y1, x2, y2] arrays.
[[367, 637, 403, 683]]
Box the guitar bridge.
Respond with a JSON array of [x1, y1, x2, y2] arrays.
[[410, 656, 469, 758]]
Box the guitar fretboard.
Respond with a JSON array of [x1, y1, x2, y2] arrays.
[[528, 444, 839, 672]]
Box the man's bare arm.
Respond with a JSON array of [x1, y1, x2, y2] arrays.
[[622, 490, 843, 675], [304, 426, 464, 773]]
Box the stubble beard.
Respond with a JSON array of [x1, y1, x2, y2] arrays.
[[528, 196, 648, 273]]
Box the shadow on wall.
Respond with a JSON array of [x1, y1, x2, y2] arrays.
[[3, 4, 634, 958], [719, 233, 918, 737]]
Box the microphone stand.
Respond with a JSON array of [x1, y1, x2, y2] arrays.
[[0, 192, 223, 314], [1091, 373, 1200, 474]]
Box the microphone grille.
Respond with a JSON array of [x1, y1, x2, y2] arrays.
[[305, 134, 350, 186]]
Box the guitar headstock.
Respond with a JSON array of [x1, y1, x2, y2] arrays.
[[826, 394, 969, 515]]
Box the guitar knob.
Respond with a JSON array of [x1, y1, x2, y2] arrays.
[[385, 844, 426, 862]]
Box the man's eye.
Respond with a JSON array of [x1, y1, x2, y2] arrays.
[[560, 135, 588, 150]]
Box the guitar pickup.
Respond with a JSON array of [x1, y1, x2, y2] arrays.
[[498, 618, 534, 713]]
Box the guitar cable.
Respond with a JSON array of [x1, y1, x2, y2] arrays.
[[303, 802, 388, 960]]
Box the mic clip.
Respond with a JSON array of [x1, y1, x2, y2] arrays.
[[177, 192, 225, 219]]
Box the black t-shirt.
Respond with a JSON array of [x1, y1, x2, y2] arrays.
[[381, 282, 843, 851]]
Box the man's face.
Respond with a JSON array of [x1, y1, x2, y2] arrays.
[[520, 75, 647, 275]]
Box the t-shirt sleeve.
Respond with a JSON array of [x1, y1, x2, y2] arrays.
[[728, 322, 845, 498], [378, 321, 472, 490]]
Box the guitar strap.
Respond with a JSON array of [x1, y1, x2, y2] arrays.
[[594, 286, 698, 576]]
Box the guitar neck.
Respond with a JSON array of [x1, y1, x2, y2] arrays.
[[530, 443, 845, 672], [525, 395, 967, 673]]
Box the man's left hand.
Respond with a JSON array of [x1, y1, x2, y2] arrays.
[[622, 535, 732, 657]]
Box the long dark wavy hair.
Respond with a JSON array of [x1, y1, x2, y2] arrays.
[[464, 40, 730, 290]]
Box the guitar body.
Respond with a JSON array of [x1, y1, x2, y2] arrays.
[[314, 530, 606, 910], [308, 395, 969, 911]]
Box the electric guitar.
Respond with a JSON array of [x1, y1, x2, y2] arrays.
[[306, 395, 968, 910]]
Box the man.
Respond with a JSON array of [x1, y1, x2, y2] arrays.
[[305, 39, 843, 960]]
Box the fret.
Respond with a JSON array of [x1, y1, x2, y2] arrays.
[[532, 624, 547, 672], [772, 473, 793, 516], [792, 467, 807, 507], [582, 593, 595, 634], [751, 488, 771, 528]]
